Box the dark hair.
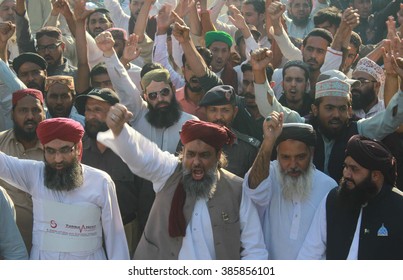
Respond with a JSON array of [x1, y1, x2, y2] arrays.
[[243, 0, 265, 14], [302, 28, 333, 47], [90, 62, 108, 79], [282, 60, 310, 81], [87, 8, 113, 24], [241, 63, 273, 82], [182, 46, 213, 67], [36, 26, 62, 41], [140, 62, 164, 78], [313, 95, 351, 107], [313, 6, 342, 28], [350, 31, 362, 51]]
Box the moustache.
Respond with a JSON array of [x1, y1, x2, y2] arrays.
[[212, 120, 227, 126], [27, 82, 42, 90]]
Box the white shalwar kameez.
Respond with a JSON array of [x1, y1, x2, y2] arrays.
[[0, 152, 129, 260], [243, 160, 337, 259]]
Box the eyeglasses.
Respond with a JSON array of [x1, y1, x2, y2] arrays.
[[147, 87, 171, 101], [356, 78, 377, 86], [44, 144, 76, 156], [36, 42, 63, 52]]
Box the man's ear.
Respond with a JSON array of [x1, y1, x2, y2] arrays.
[[311, 103, 318, 117]]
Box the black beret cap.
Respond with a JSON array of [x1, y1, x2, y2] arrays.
[[75, 88, 120, 113], [199, 85, 236, 107], [12, 52, 48, 74]]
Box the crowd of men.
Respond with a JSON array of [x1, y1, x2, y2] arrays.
[[1, 0, 403, 260]]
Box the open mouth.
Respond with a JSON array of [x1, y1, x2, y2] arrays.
[[192, 169, 204, 180]]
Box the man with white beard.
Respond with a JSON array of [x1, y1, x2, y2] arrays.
[[98, 105, 268, 260], [243, 111, 337, 259]]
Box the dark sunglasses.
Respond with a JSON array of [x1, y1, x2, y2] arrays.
[[147, 87, 171, 101]]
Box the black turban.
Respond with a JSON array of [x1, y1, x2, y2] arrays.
[[275, 123, 316, 147], [345, 135, 397, 186]]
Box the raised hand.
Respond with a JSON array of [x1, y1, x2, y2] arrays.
[[0, 22, 15, 45], [267, 1, 286, 23], [172, 11, 190, 44], [263, 111, 284, 141], [250, 48, 273, 71], [227, 5, 248, 30], [106, 104, 134, 137], [341, 7, 360, 30], [95, 31, 115, 54], [122, 33, 141, 62], [73, 0, 94, 22], [157, 4, 174, 34]]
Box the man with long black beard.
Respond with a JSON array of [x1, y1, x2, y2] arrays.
[[0, 89, 45, 254], [243, 112, 337, 259], [298, 135, 403, 260], [98, 107, 268, 260], [96, 28, 198, 154], [76, 87, 141, 256], [351, 57, 385, 119], [0, 117, 129, 260]]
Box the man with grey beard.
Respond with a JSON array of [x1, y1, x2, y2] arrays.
[[98, 105, 268, 260], [243, 111, 337, 259], [0, 117, 129, 260]]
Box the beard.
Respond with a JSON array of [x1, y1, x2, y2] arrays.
[[182, 165, 218, 199], [85, 119, 109, 139], [27, 80, 44, 92], [276, 162, 314, 201], [290, 14, 310, 27], [351, 87, 377, 110], [146, 97, 181, 128], [44, 157, 83, 192], [338, 173, 379, 207], [315, 114, 347, 140], [13, 121, 38, 142], [185, 78, 203, 92]]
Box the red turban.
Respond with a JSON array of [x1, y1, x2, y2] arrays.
[[12, 89, 44, 106], [180, 120, 236, 150], [37, 118, 84, 145]]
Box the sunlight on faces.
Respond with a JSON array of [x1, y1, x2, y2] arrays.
[[183, 63, 202, 92], [91, 73, 114, 90], [351, 71, 379, 111], [276, 140, 314, 201], [12, 96, 45, 142], [339, 156, 379, 205], [209, 41, 231, 73], [206, 104, 238, 128], [282, 66, 308, 105], [181, 139, 219, 199], [36, 36, 64, 67], [289, 0, 311, 26], [241, 3, 264, 28], [0, 0, 16, 23], [241, 70, 257, 108], [302, 36, 328, 71], [44, 139, 83, 191], [87, 12, 113, 38], [84, 98, 110, 139], [45, 83, 74, 118], [312, 96, 351, 139], [17, 62, 46, 91]]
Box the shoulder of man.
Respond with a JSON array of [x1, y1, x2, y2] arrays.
[[233, 129, 261, 149]]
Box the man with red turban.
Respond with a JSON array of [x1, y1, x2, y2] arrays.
[[98, 103, 268, 260], [0, 117, 129, 260], [299, 135, 403, 260]]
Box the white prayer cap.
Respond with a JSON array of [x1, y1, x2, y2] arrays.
[[353, 57, 385, 85], [318, 69, 361, 88], [315, 77, 350, 99]]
